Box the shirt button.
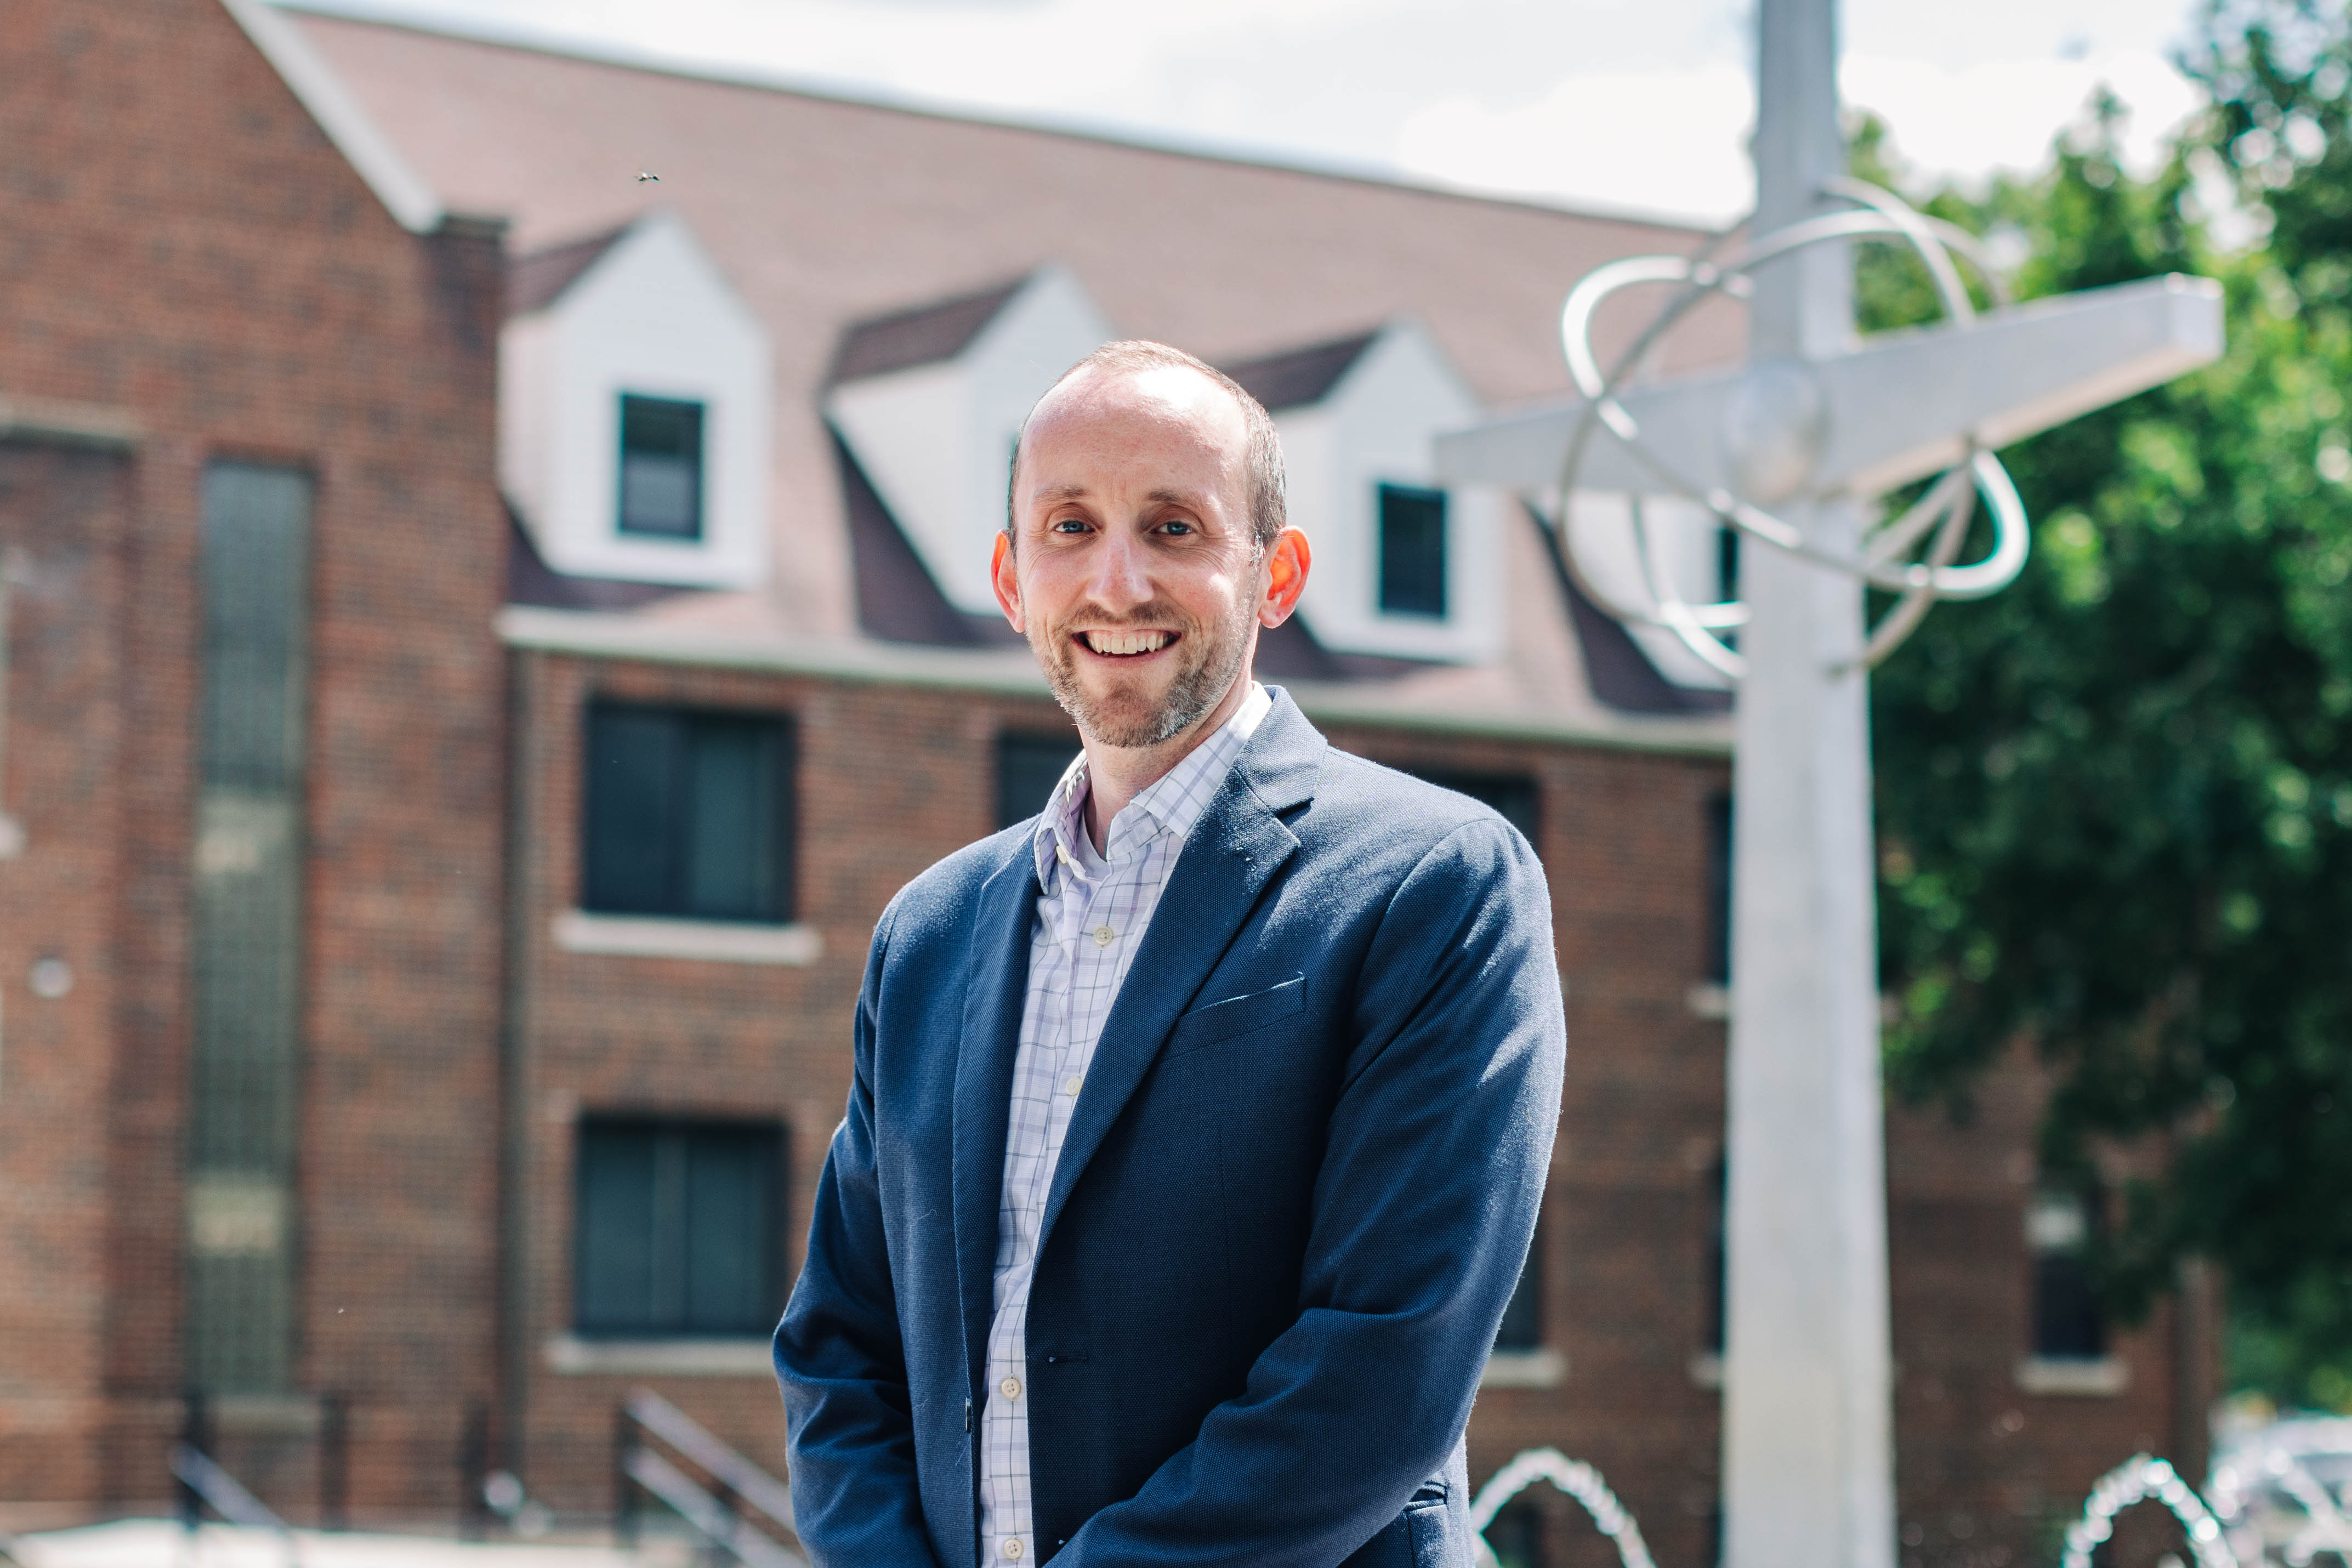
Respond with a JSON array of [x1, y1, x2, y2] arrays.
[[1093, 924, 1116, 947], [1000, 1376, 1021, 1400], [1063, 1075, 1083, 1096], [1055, 845, 1070, 866], [1004, 1541, 1024, 1560]]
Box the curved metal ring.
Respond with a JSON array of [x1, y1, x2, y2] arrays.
[[1550, 178, 2033, 675]]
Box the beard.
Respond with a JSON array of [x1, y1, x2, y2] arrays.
[[1031, 592, 1255, 749]]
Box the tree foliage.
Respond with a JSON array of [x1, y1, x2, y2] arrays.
[[1856, 2, 2352, 1412]]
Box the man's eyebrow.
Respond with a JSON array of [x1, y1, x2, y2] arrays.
[[1035, 482, 1091, 502], [1143, 487, 1209, 508]]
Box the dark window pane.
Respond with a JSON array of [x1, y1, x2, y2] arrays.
[[584, 707, 680, 914], [1705, 1157, 1727, 1354], [1705, 793, 1734, 984], [1394, 768, 1538, 851], [1486, 1501, 1546, 1568], [583, 706, 793, 922], [1494, 1234, 1543, 1351], [684, 1132, 777, 1332], [2030, 1189, 2106, 1358], [576, 1120, 783, 1337], [618, 395, 704, 539], [997, 732, 1082, 830], [1378, 483, 1447, 618], [684, 721, 785, 919], [576, 1125, 660, 1332]]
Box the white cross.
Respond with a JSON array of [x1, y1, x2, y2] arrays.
[[1435, 5, 2223, 1568]]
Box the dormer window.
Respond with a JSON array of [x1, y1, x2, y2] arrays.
[[1377, 482, 1447, 618], [618, 394, 705, 540]]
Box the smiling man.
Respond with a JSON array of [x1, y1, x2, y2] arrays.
[[776, 341, 1566, 1568]]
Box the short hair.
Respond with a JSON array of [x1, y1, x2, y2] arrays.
[[1005, 340, 1287, 552]]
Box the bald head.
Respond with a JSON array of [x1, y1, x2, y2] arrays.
[[1008, 340, 1286, 553]]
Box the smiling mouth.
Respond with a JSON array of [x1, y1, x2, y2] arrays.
[[1078, 629, 1175, 657]]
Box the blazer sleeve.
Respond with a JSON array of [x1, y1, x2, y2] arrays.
[[774, 904, 948, 1568], [1059, 816, 1566, 1568]]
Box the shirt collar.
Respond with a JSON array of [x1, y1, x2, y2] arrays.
[[1030, 681, 1272, 888]]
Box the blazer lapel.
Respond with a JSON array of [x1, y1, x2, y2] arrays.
[[1033, 691, 1326, 1260], [951, 839, 1040, 1388]]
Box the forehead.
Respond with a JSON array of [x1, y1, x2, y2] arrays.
[[1021, 364, 1248, 482]]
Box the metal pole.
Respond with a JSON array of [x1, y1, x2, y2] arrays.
[[1721, 4, 1897, 1568], [459, 1401, 490, 1541]]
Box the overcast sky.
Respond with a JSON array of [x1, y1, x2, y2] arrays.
[[291, 0, 2212, 225]]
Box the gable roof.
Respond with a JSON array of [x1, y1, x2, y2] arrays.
[[508, 223, 632, 316], [294, 9, 1741, 740], [1222, 330, 1380, 412], [829, 276, 1029, 385]]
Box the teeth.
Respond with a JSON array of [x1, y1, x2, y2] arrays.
[[1083, 629, 1172, 656]]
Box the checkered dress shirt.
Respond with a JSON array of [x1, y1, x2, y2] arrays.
[[979, 682, 1272, 1565]]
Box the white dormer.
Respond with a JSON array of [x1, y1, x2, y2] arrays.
[[501, 212, 772, 589], [1232, 322, 1505, 664], [825, 266, 1113, 615], [1561, 492, 1739, 689]]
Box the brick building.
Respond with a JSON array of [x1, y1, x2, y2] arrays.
[[0, 3, 2217, 1565]]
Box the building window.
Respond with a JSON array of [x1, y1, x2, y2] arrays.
[[1485, 1499, 1546, 1568], [997, 731, 1082, 831], [187, 462, 314, 1395], [1378, 483, 1448, 618], [2029, 1188, 2106, 1359], [1397, 768, 1538, 851], [1495, 1220, 1544, 1351], [1705, 793, 1733, 983], [617, 394, 705, 539], [575, 1119, 783, 1337], [583, 704, 794, 922], [1704, 1157, 1728, 1354]]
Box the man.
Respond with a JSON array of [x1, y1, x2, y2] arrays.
[[776, 340, 1564, 1568]]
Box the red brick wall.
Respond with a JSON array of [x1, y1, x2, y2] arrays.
[[0, 0, 507, 1518]]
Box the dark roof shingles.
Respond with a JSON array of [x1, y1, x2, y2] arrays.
[[828, 276, 1029, 385], [1219, 331, 1380, 411], [508, 223, 631, 316]]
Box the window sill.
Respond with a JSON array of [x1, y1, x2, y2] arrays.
[[552, 910, 821, 966], [1686, 984, 1731, 1021], [1689, 1352, 1725, 1389], [2015, 1355, 2129, 1396], [543, 1334, 774, 1377], [1480, 1348, 1566, 1389]]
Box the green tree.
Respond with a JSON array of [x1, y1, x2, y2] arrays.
[[1858, 3, 2352, 1413]]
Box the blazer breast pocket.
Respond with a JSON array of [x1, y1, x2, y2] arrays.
[[1163, 974, 1308, 1060]]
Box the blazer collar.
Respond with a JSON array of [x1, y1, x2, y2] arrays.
[[948, 687, 1328, 1379]]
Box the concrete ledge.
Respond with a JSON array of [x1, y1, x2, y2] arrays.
[[1689, 1351, 1725, 1389], [1686, 983, 1731, 1021], [551, 911, 822, 966], [2015, 1355, 2129, 1396], [1480, 1348, 1566, 1389], [543, 1335, 772, 1377]]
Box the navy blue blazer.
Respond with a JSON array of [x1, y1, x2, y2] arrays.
[[776, 689, 1565, 1568]]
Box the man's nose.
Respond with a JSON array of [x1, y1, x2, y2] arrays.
[[1084, 526, 1152, 610]]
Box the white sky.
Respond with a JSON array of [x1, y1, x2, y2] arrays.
[[291, 0, 2211, 225]]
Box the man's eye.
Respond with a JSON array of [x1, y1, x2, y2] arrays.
[[1050, 517, 1088, 533], [1160, 519, 1194, 535]]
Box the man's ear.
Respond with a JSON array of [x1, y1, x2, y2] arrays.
[[991, 531, 1025, 634], [1259, 528, 1311, 628]]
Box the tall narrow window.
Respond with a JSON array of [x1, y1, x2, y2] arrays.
[[1704, 1157, 1728, 1355], [2029, 1188, 2107, 1359], [575, 1119, 783, 1336], [583, 705, 793, 922], [186, 463, 313, 1394], [1705, 793, 1734, 984], [617, 395, 705, 539], [1377, 483, 1448, 618], [996, 732, 1082, 830]]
